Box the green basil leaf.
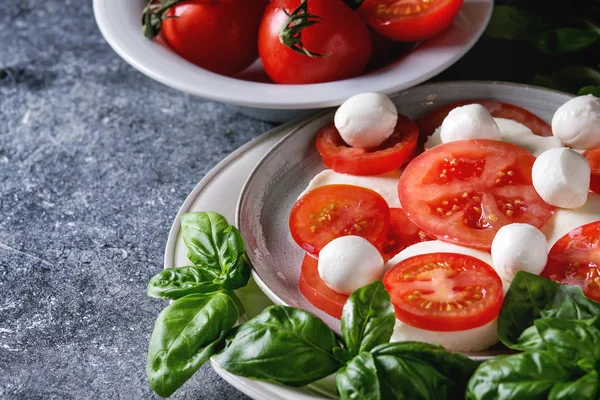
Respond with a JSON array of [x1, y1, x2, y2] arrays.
[[341, 281, 395, 356], [336, 352, 380, 400], [498, 272, 600, 349], [147, 266, 220, 300], [578, 85, 600, 97], [515, 325, 546, 351], [485, 6, 550, 40], [533, 28, 599, 54], [146, 291, 240, 397], [533, 66, 600, 94], [213, 305, 342, 386], [534, 317, 600, 372], [181, 212, 251, 290], [342, 0, 365, 10], [465, 351, 570, 400], [548, 370, 599, 400]]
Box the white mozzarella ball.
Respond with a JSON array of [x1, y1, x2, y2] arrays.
[[552, 95, 600, 149], [334, 93, 398, 149], [532, 147, 591, 209], [491, 224, 548, 282], [391, 318, 499, 352], [318, 236, 384, 295], [440, 104, 502, 144]]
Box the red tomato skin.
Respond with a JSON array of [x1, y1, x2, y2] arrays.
[[316, 114, 419, 176], [258, 0, 372, 84], [298, 253, 347, 318], [162, 0, 268, 76], [583, 147, 600, 195], [381, 208, 431, 261], [360, 0, 464, 43]]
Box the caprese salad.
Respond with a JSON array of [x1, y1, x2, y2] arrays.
[[289, 91, 600, 352], [141, 0, 464, 84]]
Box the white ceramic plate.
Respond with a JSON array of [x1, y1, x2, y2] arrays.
[[94, 0, 492, 110]]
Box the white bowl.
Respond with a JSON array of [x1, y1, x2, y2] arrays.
[[94, 0, 492, 120]]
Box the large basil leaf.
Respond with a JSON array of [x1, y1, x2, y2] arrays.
[[549, 370, 599, 400], [181, 212, 251, 290], [579, 85, 600, 97], [498, 272, 600, 349], [336, 352, 380, 400], [341, 281, 395, 356], [147, 266, 220, 300], [465, 351, 570, 400], [515, 325, 546, 351], [146, 291, 240, 397], [485, 6, 551, 41], [534, 65, 600, 94], [213, 305, 342, 386], [533, 28, 599, 55]]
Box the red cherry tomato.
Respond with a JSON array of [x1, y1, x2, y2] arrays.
[[360, 0, 464, 42], [289, 184, 390, 255], [162, 0, 268, 76], [417, 100, 553, 145], [258, 0, 371, 84], [542, 221, 600, 302], [381, 208, 431, 261], [583, 147, 600, 195], [299, 253, 348, 318], [384, 253, 504, 331], [398, 140, 554, 250], [316, 114, 419, 176]]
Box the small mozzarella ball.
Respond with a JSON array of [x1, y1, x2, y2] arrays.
[[334, 93, 398, 149], [440, 104, 502, 144], [532, 147, 591, 209], [318, 236, 384, 295], [552, 95, 600, 149], [491, 223, 548, 282]]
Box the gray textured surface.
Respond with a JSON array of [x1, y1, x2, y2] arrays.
[[0, 0, 522, 399]]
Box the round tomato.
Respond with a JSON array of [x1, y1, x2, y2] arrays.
[[583, 147, 600, 195], [289, 184, 390, 255], [542, 221, 600, 302], [316, 114, 418, 176], [258, 0, 371, 84], [417, 100, 553, 145], [299, 253, 348, 318], [381, 208, 431, 260], [384, 252, 504, 331], [398, 140, 554, 250], [162, 0, 268, 76], [360, 0, 464, 42]]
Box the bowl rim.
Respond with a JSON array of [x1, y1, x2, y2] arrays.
[[93, 0, 493, 109]]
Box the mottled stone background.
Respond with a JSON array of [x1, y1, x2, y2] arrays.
[[0, 0, 525, 399]]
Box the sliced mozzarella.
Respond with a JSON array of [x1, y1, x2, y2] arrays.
[[491, 223, 548, 282], [318, 236, 384, 295], [532, 147, 590, 209], [334, 93, 398, 149], [385, 241, 509, 293], [439, 104, 502, 143], [542, 192, 600, 248], [300, 169, 402, 208], [391, 318, 499, 352], [425, 117, 563, 156], [552, 95, 600, 149]]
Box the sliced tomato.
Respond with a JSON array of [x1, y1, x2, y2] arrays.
[[398, 140, 554, 250], [381, 208, 431, 261], [542, 221, 600, 302], [316, 114, 418, 176], [583, 147, 600, 195], [289, 184, 390, 255], [384, 252, 503, 331], [416, 100, 553, 145], [299, 253, 348, 318], [359, 0, 464, 43]]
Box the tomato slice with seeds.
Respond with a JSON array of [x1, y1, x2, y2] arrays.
[[289, 184, 390, 255], [583, 147, 600, 195], [416, 100, 553, 145], [398, 140, 554, 250], [316, 114, 418, 176], [384, 252, 504, 331], [299, 253, 348, 318], [542, 221, 600, 302], [381, 208, 431, 261]]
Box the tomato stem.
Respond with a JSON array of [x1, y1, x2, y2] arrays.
[[142, 0, 184, 39], [279, 0, 330, 58]]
